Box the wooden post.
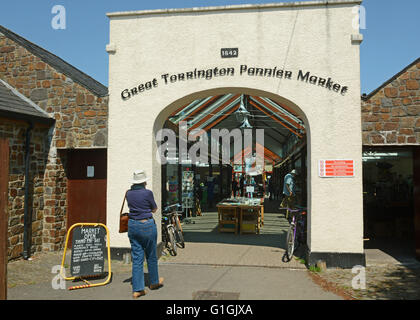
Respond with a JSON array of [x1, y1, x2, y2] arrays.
[[0, 138, 9, 300], [414, 146, 420, 261], [219, 162, 222, 200]]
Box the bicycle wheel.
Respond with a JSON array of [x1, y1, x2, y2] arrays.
[[167, 225, 177, 256], [174, 216, 185, 248], [286, 224, 295, 260]]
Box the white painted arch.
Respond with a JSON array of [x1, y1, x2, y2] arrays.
[[107, 0, 365, 266], [152, 86, 312, 238]]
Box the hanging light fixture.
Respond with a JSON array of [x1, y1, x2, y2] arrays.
[[239, 117, 253, 129], [235, 94, 250, 124]]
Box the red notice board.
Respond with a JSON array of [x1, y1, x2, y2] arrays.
[[319, 160, 355, 178]]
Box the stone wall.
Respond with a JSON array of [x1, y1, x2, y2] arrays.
[[362, 60, 420, 145], [0, 32, 108, 259], [0, 119, 50, 260]]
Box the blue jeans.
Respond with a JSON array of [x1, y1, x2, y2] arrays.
[[128, 219, 159, 292]]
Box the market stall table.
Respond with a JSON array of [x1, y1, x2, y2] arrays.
[[216, 198, 264, 235]]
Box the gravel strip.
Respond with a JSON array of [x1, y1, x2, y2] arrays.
[[310, 263, 420, 300]]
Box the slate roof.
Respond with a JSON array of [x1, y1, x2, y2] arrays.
[[0, 25, 108, 97], [0, 79, 54, 124]]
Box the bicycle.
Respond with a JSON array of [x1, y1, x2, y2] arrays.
[[284, 207, 307, 262], [162, 210, 177, 256], [163, 204, 185, 249]]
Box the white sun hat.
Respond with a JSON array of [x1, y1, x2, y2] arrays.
[[131, 170, 149, 184]]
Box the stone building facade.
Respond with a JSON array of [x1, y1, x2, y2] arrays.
[[361, 57, 420, 260], [361, 58, 420, 145], [0, 25, 108, 260], [0, 117, 51, 259]]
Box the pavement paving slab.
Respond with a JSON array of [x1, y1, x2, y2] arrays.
[[6, 209, 338, 300], [7, 263, 341, 300], [10, 204, 419, 301]]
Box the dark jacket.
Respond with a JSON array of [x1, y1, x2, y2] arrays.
[[126, 184, 157, 220]]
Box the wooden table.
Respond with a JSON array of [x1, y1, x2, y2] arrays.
[[217, 199, 264, 234], [238, 204, 263, 234], [217, 204, 239, 234]]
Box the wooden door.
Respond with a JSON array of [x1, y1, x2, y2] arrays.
[[0, 138, 9, 300], [67, 149, 107, 245], [414, 146, 420, 261]]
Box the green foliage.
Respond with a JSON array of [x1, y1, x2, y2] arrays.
[[309, 265, 321, 273]]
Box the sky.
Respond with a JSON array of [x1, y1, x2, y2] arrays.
[[0, 0, 419, 94]]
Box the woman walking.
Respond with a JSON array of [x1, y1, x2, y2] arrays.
[[126, 170, 164, 298]]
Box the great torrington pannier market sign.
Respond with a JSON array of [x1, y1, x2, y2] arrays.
[[120, 65, 349, 101]]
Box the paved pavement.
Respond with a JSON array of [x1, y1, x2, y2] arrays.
[[364, 238, 419, 266], [8, 263, 340, 300], [165, 210, 305, 269], [12, 201, 419, 301], [6, 202, 420, 301], [7, 205, 342, 300]]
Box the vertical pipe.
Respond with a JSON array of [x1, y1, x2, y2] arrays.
[[22, 122, 33, 260]]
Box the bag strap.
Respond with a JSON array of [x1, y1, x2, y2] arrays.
[[120, 190, 128, 216]]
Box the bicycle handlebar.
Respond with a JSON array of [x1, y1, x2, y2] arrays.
[[163, 203, 182, 213], [165, 203, 182, 209], [285, 208, 307, 215]]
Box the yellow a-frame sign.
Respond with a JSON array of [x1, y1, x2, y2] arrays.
[[60, 223, 112, 290]]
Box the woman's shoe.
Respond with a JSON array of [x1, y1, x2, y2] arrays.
[[132, 290, 146, 299], [149, 277, 164, 290]]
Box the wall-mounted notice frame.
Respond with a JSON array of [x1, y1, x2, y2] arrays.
[[319, 160, 355, 178]]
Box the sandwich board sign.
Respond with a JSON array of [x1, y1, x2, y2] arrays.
[[70, 225, 106, 277], [60, 223, 111, 290]]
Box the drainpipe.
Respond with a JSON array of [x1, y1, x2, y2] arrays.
[[22, 122, 33, 260]]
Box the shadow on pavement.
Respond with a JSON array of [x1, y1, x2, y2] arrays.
[[364, 237, 418, 264]]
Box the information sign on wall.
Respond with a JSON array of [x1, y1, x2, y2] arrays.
[[319, 160, 354, 178]]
